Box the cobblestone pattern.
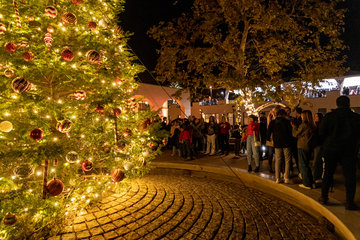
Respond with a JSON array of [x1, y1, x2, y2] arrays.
[[53, 175, 339, 240]]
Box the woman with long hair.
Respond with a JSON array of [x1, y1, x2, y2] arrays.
[[292, 110, 316, 189]]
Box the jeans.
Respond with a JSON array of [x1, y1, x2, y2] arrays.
[[298, 148, 314, 187], [219, 134, 229, 154], [312, 146, 324, 181], [193, 137, 201, 155], [234, 139, 241, 155], [268, 146, 274, 170], [275, 148, 291, 181], [247, 135, 259, 167], [322, 149, 357, 204], [206, 134, 216, 155], [182, 140, 192, 158]]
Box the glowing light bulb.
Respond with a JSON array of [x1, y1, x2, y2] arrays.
[[11, 176, 16, 179], [58, 100, 62, 104], [46, 115, 50, 119], [53, 137, 58, 141], [36, 172, 42, 176], [4, 112, 10, 116]]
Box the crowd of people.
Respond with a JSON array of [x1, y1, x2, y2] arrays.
[[161, 96, 360, 210]]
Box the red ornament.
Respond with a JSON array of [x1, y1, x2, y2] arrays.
[[61, 48, 74, 61], [122, 129, 132, 139], [22, 51, 34, 62], [115, 77, 125, 83], [62, 12, 77, 24], [74, 90, 86, 100], [44, 33, 53, 48], [88, 21, 97, 30], [149, 142, 158, 150], [4, 69, 14, 78], [12, 77, 31, 93], [0, 23, 6, 34], [29, 128, 44, 141], [3, 213, 17, 226], [81, 160, 93, 171], [94, 105, 105, 116], [56, 120, 72, 133], [111, 169, 125, 182], [4, 42, 17, 53], [72, 0, 82, 5], [111, 108, 121, 117], [46, 178, 64, 196], [86, 50, 100, 64], [45, 6, 57, 18]]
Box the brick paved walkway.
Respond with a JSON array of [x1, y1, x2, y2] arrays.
[[52, 174, 339, 240]]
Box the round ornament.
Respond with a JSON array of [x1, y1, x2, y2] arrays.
[[162, 138, 168, 146], [12, 77, 31, 93], [29, 128, 44, 141], [22, 51, 34, 62], [3, 213, 17, 226], [102, 143, 111, 153], [72, 0, 82, 5], [47, 26, 55, 33], [62, 12, 77, 24], [86, 50, 100, 64], [88, 21, 97, 31], [45, 6, 57, 18], [0, 23, 6, 34], [122, 129, 132, 139], [115, 77, 125, 83], [28, 16, 35, 22], [44, 33, 53, 48], [66, 151, 79, 163], [94, 105, 105, 115], [56, 120, 72, 133], [61, 48, 74, 61], [111, 108, 121, 117], [4, 42, 17, 53], [111, 169, 125, 182], [123, 162, 134, 171], [14, 163, 34, 179], [0, 121, 13, 132], [149, 142, 158, 150], [81, 160, 93, 171], [46, 178, 64, 196], [4, 69, 14, 78], [74, 90, 86, 100]]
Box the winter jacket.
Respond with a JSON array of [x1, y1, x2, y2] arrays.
[[292, 123, 315, 151], [267, 117, 293, 148], [319, 108, 360, 152]]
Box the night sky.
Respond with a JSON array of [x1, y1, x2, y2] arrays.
[[119, 0, 360, 84]]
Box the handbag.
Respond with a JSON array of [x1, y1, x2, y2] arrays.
[[266, 140, 274, 147], [254, 141, 261, 147]]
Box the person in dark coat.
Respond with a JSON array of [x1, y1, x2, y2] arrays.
[[319, 96, 360, 210], [267, 109, 293, 184]]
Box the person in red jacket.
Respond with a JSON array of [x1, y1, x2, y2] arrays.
[[246, 115, 260, 172], [218, 116, 231, 155], [179, 122, 193, 160]]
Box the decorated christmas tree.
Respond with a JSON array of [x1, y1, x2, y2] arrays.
[[0, 0, 165, 238]]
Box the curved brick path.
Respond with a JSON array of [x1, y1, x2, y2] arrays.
[[53, 174, 339, 240]]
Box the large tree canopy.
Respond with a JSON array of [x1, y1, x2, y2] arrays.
[[149, 0, 347, 103]]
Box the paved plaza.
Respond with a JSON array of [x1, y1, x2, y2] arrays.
[[52, 173, 339, 240]]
